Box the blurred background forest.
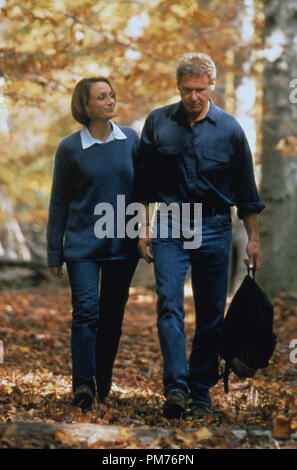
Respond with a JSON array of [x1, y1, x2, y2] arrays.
[[0, 0, 296, 294]]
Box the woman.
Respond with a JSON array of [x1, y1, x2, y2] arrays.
[[47, 77, 139, 411]]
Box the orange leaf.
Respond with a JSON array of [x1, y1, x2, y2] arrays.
[[272, 416, 292, 440], [290, 418, 297, 432], [275, 136, 297, 156], [54, 430, 74, 446], [193, 427, 213, 442]]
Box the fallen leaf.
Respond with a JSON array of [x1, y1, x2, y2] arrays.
[[275, 136, 297, 156], [159, 437, 176, 449], [1, 385, 13, 394], [1, 424, 18, 439], [54, 430, 74, 446], [272, 416, 291, 440], [88, 439, 107, 449], [117, 428, 132, 440], [174, 430, 194, 446], [193, 426, 213, 442], [290, 418, 297, 431], [102, 411, 113, 421], [76, 415, 91, 423]]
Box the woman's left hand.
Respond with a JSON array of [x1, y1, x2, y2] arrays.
[[49, 266, 63, 278]]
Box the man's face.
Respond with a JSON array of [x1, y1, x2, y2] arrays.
[[178, 74, 212, 118]]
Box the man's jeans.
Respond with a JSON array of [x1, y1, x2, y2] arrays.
[[66, 257, 138, 397], [152, 211, 232, 407]]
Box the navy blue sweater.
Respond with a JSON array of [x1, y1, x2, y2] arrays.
[[47, 127, 139, 266]]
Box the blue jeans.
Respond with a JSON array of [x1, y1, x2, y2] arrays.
[[66, 257, 138, 397], [153, 211, 232, 407]]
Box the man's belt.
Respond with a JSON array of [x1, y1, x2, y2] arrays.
[[191, 203, 230, 217]]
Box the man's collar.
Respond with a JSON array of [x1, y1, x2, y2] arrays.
[[173, 98, 217, 125], [206, 98, 217, 124], [80, 121, 127, 149]]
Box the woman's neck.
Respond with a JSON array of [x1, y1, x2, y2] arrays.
[[88, 119, 112, 142]]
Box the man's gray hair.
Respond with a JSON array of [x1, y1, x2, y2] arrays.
[[176, 53, 216, 89]]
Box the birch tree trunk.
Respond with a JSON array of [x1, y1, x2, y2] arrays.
[[0, 76, 31, 262], [229, 0, 259, 294], [0, 77, 49, 283], [257, 0, 297, 293]]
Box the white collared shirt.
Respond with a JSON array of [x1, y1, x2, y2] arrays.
[[80, 121, 127, 149]]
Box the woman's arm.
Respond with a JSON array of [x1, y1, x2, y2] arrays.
[[47, 142, 73, 269], [49, 266, 64, 278]]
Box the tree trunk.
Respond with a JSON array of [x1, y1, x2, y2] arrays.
[[0, 76, 49, 284], [257, 0, 297, 294], [0, 189, 32, 261], [229, 0, 258, 293]]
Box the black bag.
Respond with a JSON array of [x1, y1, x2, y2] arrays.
[[220, 268, 277, 393]]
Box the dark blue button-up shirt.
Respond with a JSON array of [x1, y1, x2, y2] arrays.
[[136, 99, 265, 219]]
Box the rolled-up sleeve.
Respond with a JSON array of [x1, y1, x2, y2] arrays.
[[231, 128, 265, 219]]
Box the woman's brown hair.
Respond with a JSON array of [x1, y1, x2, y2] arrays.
[[71, 77, 116, 126]]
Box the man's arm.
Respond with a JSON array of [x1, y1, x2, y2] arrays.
[[230, 126, 265, 271], [231, 127, 265, 220], [242, 212, 262, 270], [137, 203, 154, 264], [135, 113, 158, 264]]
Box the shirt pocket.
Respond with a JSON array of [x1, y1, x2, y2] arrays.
[[157, 145, 181, 176], [200, 150, 230, 172], [158, 145, 181, 157]]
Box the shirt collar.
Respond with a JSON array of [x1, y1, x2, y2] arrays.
[[80, 121, 127, 149], [173, 98, 217, 125], [207, 98, 217, 124]]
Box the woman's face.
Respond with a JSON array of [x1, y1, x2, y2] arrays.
[[86, 81, 116, 122]]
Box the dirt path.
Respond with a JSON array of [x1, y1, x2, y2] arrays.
[[0, 285, 296, 449]]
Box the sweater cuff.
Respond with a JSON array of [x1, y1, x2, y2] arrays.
[[47, 251, 63, 267]]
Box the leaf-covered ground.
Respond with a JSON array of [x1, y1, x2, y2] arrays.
[[0, 283, 297, 449]]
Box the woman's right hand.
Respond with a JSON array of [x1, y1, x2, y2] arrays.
[[49, 266, 63, 278]]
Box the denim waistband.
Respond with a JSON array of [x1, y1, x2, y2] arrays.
[[155, 202, 231, 221]]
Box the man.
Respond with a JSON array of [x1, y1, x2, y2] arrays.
[[136, 53, 265, 419]]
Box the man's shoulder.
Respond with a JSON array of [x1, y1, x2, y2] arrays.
[[212, 103, 243, 133], [146, 102, 179, 121]]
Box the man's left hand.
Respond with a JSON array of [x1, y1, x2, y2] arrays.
[[244, 240, 262, 270]]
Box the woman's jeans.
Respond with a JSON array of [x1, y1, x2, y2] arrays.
[[66, 257, 138, 397], [153, 211, 232, 407]]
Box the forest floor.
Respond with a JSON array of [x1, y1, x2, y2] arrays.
[[0, 282, 297, 450]]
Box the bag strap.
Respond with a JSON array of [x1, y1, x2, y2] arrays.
[[247, 266, 256, 279], [218, 355, 231, 393], [223, 361, 230, 393]]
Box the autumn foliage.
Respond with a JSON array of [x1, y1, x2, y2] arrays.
[[0, 0, 242, 222], [1, 0, 297, 451], [0, 284, 297, 449]]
